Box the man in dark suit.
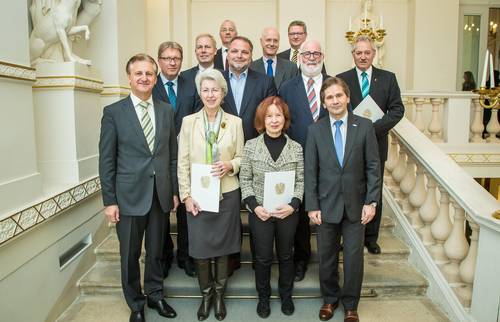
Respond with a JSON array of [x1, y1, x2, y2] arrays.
[[214, 20, 237, 70], [305, 77, 381, 322], [222, 35, 277, 273], [277, 20, 326, 74], [279, 39, 329, 282], [336, 35, 404, 255], [99, 54, 178, 322], [152, 41, 198, 277], [250, 27, 298, 90], [180, 33, 217, 91]]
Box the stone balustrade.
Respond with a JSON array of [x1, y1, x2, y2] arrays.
[[385, 118, 500, 322], [401, 92, 500, 144]]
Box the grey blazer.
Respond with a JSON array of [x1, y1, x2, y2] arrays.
[[99, 96, 178, 216], [304, 112, 381, 223], [250, 56, 299, 90], [240, 133, 304, 207]]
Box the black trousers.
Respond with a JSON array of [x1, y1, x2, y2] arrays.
[[116, 188, 166, 312], [365, 161, 385, 244], [293, 202, 311, 264], [249, 211, 299, 300], [164, 203, 190, 263], [317, 214, 365, 310]]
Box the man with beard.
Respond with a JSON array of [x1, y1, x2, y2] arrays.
[[279, 39, 330, 282], [250, 27, 298, 90], [215, 20, 238, 70]]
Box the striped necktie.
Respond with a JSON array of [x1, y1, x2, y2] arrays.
[[307, 78, 319, 121], [361, 71, 370, 98], [291, 49, 298, 64], [139, 101, 155, 153]]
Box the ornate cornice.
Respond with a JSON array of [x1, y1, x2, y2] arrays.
[[0, 60, 36, 82], [0, 177, 101, 246], [101, 85, 130, 97], [33, 75, 104, 93], [449, 153, 500, 164]]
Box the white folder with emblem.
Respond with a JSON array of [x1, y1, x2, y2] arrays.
[[263, 170, 295, 213], [191, 163, 220, 212], [353, 95, 384, 122]]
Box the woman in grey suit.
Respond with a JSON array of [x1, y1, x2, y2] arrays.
[[177, 69, 244, 321], [239, 96, 304, 318]]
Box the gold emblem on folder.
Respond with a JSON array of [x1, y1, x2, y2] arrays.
[[363, 109, 372, 118], [275, 183, 285, 195], [201, 176, 210, 189]]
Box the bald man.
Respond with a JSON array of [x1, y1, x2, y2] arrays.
[[214, 20, 238, 70], [250, 27, 298, 90]]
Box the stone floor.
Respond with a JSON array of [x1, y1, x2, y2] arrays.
[[57, 295, 449, 322]]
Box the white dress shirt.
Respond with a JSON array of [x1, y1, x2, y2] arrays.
[[262, 56, 277, 76], [160, 73, 178, 95], [356, 66, 372, 91], [222, 46, 229, 67], [130, 93, 156, 133], [301, 73, 323, 101]]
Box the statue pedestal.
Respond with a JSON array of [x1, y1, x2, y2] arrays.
[[33, 62, 103, 188]]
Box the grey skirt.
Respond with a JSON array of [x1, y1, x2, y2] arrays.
[[187, 188, 241, 259]]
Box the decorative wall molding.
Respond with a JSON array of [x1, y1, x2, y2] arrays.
[[101, 85, 130, 97], [448, 153, 500, 164], [33, 75, 104, 93], [0, 177, 101, 246], [0, 60, 36, 82]]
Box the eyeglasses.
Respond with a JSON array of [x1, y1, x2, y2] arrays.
[[288, 32, 305, 37], [220, 28, 236, 33], [301, 51, 323, 59], [159, 56, 181, 63], [201, 88, 222, 95]]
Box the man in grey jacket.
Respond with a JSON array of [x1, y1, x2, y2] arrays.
[[99, 53, 179, 322]]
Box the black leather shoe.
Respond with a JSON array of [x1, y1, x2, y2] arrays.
[[163, 260, 172, 278], [256, 298, 270, 318], [129, 310, 145, 322], [365, 242, 381, 254], [147, 298, 177, 318], [178, 258, 197, 277], [281, 298, 294, 316], [294, 262, 307, 282]]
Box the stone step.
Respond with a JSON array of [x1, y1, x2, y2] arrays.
[[95, 230, 409, 264], [79, 260, 427, 299], [57, 295, 449, 322], [108, 211, 396, 234]]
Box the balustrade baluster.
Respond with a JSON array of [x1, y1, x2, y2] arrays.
[[413, 97, 426, 134], [429, 187, 452, 265], [391, 144, 407, 201], [485, 108, 500, 143], [399, 157, 416, 214], [455, 217, 478, 308], [428, 98, 444, 142], [469, 98, 485, 143], [418, 174, 438, 245], [407, 164, 426, 228], [384, 133, 399, 189], [442, 201, 469, 285]]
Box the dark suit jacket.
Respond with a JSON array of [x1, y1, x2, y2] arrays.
[[152, 73, 199, 135], [304, 112, 381, 223], [222, 69, 277, 141], [214, 48, 225, 70], [278, 48, 327, 75], [336, 67, 404, 162], [278, 74, 330, 148], [250, 56, 299, 90], [99, 96, 178, 216]]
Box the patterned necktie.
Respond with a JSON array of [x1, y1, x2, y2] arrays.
[[139, 101, 155, 153], [291, 49, 298, 64], [334, 120, 344, 165], [266, 58, 273, 76], [361, 71, 370, 98], [224, 48, 229, 71], [307, 78, 319, 121], [166, 81, 177, 111]]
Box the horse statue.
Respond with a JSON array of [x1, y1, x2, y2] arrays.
[[29, 0, 102, 66]]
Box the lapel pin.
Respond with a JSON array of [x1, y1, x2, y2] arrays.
[[352, 124, 358, 127]]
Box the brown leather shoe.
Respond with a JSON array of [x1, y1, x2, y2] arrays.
[[344, 310, 359, 322], [319, 303, 338, 321]]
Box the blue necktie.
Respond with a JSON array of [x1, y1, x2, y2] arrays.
[[334, 120, 344, 165], [361, 71, 369, 98], [266, 59, 273, 76], [166, 81, 177, 112]]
